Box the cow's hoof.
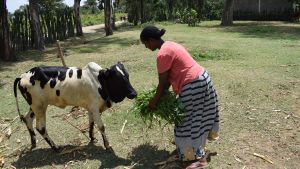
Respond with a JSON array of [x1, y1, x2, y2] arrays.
[[90, 138, 97, 144], [105, 146, 114, 153], [30, 145, 36, 151], [52, 146, 62, 153]]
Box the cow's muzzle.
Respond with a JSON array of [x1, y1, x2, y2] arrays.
[[127, 91, 137, 99]]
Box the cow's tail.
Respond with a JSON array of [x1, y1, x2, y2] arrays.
[[14, 78, 25, 122]]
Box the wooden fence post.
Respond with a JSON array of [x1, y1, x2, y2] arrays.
[[56, 40, 66, 67]]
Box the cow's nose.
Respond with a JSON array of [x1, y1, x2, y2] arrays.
[[127, 91, 137, 99]]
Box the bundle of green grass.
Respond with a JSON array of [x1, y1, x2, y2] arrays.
[[132, 88, 185, 126]]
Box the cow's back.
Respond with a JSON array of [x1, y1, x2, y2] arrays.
[[18, 63, 104, 109]]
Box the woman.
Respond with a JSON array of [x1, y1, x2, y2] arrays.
[[140, 26, 219, 169]]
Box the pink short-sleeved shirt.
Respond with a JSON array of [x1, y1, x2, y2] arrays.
[[157, 41, 205, 94]]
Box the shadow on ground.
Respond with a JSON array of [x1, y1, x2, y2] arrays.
[[12, 143, 131, 169], [128, 143, 170, 169], [12, 142, 171, 169]]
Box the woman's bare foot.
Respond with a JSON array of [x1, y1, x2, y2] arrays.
[[184, 158, 208, 169]]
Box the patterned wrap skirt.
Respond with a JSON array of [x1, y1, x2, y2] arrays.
[[175, 70, 219, 161]]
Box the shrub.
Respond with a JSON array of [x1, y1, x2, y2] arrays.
[[175, 8, 199, 26]]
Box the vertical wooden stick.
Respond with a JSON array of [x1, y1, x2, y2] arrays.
[[56, 40, 66, 67]]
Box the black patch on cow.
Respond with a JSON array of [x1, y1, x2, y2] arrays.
[[98, 87, 108, 101], [56, 90, 60, 96], [37, 127, 46, 135], [58, 71, 67, 81], [18, 85, 32, 105], [26, 92, 32, 105], [27, 67, 69, 88], [77, 69, 82, 79], [89, 122, 95, 141], [50, 79, 56, 88], [30, 112, 35, 118], [29, 76, 35, 86], [69, 69, 73, 78], [98, 86, 111, 108]]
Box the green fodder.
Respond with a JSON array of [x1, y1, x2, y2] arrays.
[[132, 88, 184, 127]]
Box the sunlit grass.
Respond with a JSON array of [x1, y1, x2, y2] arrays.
[[81, 12, 127, 26]]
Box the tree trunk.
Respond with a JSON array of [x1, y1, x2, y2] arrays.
[[0, 0, 15, 61], [104, 0, 113, 36], [74, 0, 83, 36], [111, 1, 116, 30], [167, 0, 174, 20], [29, 0, 45, 50], [221, 0, 234, 26], [140, 0, 144, 24]]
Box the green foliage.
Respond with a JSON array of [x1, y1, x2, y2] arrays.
[[39, 0, 66, 11], [81, 12, 104, 26], [132, 89, 184, 127], [202, 0, 224, 20], [80, 12, 126, 26], [83, 0, 99, 14], [124, 0, 224, 25], [175, 8, 199, 26], [153, 0, 168, 21]]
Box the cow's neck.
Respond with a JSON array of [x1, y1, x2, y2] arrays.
[[102, 80, 112, 108], [98, 69, 112, 108]]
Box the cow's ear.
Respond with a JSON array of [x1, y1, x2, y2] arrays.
[[117, 61, 124, 66]]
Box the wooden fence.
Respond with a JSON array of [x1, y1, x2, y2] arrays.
[[9, 6, 77, 52]]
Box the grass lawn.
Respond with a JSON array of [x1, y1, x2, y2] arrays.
[[0, 21, 299, 168], [81, 12, 127, 26]]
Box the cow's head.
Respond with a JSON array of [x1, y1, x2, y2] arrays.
[[99, 62, 137, 103]]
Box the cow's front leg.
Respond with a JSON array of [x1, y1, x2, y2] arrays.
[[24, 108, 37, 150], [88, 111, 95, 143], [34, 107, 60, 152], [92, 111, 112, 151]]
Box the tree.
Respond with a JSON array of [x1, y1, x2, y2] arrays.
[[84, 0, 98, 14], [111, 0, 116, 30], [126, 0, 140, 25], [39, 0, 65, 10], [74, 0, 83, 36], [166, 0, 174, 19], [29, 0, 45, 50], [140, 0, 145, 24], [221, 0, 233, 26], [104, 0, 113, 36], [0, 0, 15, 61]]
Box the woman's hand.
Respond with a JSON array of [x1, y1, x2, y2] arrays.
[[148, 97, 158, 109], [148, 71, 170, 109]]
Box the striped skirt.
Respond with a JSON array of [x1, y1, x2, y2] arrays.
[[175, 70, 219, 161]]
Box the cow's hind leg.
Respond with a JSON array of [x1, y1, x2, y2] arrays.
[[23, 108, 37, 150], [88, 111, 95, 143], [92, 111, 112, 151], [33, 105, 60, 152]]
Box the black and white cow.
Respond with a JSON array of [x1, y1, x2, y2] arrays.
[[13, 62, 137, 152]]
